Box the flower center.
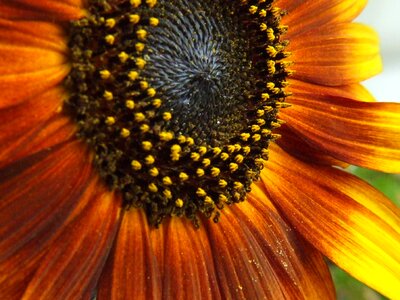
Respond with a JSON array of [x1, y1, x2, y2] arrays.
[[64, 0, 289, 227]]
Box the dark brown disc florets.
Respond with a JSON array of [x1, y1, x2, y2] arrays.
[[64, 0, 290, 227]]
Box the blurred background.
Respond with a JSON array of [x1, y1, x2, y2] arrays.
[[356, 0, 400, 101], [331, 1, 400, 299]]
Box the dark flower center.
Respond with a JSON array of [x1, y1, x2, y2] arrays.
[[64, 0, 289, 227]]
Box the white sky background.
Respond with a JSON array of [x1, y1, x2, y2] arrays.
[[356, 0, 400, 101]]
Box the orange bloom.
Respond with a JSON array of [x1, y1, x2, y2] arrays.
[[1, 0, 400, 299]]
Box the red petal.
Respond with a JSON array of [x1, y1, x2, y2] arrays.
[[0, 141, 93, 298], [22, 184, 121, 299], [98, 209, 222, 300], [205, 188, 335, 299], [0, 114, 77, 169], [276, 124, 349, 168], [98, 191, 335, 299], [97, 209, 163, 300]]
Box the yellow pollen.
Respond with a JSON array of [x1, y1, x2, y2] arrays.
[[146, 0, 157, 8], [241, 133, 250, 141], [135, 42, 145, 52], [243, 146, 251, 155], [120, 128, 130, 138], [219, 194, 228, 203], [118, 52, 130, 63], [220, 152, 229, 161], [179, 172, 189, 181], [130, 0, 142, 8], [105, 18, 116, 28], [145, 155, 155, 165], [171, 144, 182, 152], [140, 124, 150, 133], [136, 29, 147, 40], [149, 17, 159, 27], [163, 112, 172, 121], [134, 113, 146, 122], [186, 137, 194, 145], [125, 100, 135, 109], [196, 168, 205, 177], [147, 88, 156, 97], [211, 167, 221, 177], [159, 131, 174, 141], [261, 93, 270, 101], [198, 146, 207, 155], [152, 98, 162, 108], [204, 196, 214, 205], [175, 198, 184, 208], [140, 81, 149, 90], [136, 58, 146, 69], [105, 116, 116, 125], [213, 147, 222, 156], [128, 71, 139, 81], [162, 176, 173, 185], [148, 183, 158, 193], [149, 167, 159, 177], [191, 152, 200, 161], [235, 155, 244, 163], [202, 158, 211, 167], [99, 70, 111, 79], [219, 179, 228, 188], [229, 163, 239, 172], [131, 160, 142, 170], [234, 182, 244, 190], [252, 134, 261, 142], [142, 141, 153, 151], [103, 90, 113, 101], [249, 5, 258, 14], [163, 189, 172, 199], [105, 34, 115, 45], [129, 14, 140, 24], [196, 188, 207, 197]]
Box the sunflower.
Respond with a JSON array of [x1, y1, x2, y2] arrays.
[[1, 0, 400, 299]]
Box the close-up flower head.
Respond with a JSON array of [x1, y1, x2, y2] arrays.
[[0, 0, 399, 299]]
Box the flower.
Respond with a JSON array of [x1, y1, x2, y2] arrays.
[[1, 0, 400, 299]]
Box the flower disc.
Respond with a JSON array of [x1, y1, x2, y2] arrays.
[[65, 0, 290, 226]]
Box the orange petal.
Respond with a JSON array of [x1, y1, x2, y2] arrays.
[[0, 112, 77, 169], [288, 79, 376, 102], [206, 191, 335, 299], [277, 0, 367, 37], [98, 210, 221, 300], [0, 65, 69, 108], [0, 141, 93, 298], [0, 38, 66, 76], [97, 209, 162, 300], [276, 124, 349, 168], [0, 18, 69, 108], [98, 192, 335, 299], [262, 145, 400, 300], [0, 18, 66, 52], [0, 87, 64, 149], [288, 23, 382, 86], [280, 90, 400, 172], [0, 0, 85, 21], [21, 184, 121, 299]]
